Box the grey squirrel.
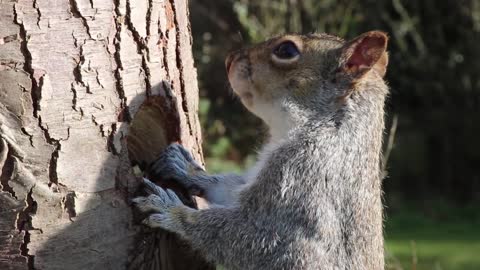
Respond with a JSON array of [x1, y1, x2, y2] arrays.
[[133, 31, 389, 270]]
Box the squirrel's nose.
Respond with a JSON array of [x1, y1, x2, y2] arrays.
[[225, 49, 242, 74], [225, 53, 235, 74]]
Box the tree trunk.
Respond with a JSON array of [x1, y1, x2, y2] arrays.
[[0, 0, 213, 269]]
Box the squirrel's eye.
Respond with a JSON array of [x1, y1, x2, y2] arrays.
[[273, 41, 300, 59]]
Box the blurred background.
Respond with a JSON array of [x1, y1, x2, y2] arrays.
[[189, 0, 480, 269]]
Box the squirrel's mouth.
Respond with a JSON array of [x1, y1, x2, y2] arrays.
[[238, 91, 253, 101], [238, 91, 253, 108], [230, 82, 254, 107]]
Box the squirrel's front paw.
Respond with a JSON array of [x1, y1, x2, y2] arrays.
[[133, 179, 186, 233], [148, 143, 204, 186], [133, 178, 183, 213]]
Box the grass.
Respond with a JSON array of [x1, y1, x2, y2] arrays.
[[385, 208, 480, 270]]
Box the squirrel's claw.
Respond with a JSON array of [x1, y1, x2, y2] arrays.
[[142, 178, 165, 196], [133, 181, 183, 214]]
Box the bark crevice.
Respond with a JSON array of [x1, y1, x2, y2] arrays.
[[32, 0, 41, 28], [107, 123, 119, 155], [146, 0, 153, 38], [125, 0, 152, 97], [71, 82, 78, 111], [17, 186, 39, 270], [73, 42, 91, 94], [62, 191, 77, 221], [13, 3, 42, 118], [160, 29, 170, 81], [113, 0, 129, 122], [0, 138, 17, 199], [48, 143, 60, 187], [20, 128, 34, 148], [68, 0, 92, 38], [169, 0, 194, 136], [36, 116, 63, 188]]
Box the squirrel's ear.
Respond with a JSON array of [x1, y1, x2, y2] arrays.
[[339, 31, 389, 79]]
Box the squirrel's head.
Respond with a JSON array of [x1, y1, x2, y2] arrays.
[[226, 31, 389, 134]]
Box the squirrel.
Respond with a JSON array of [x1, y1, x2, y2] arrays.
[[133, 30, 389, 270]]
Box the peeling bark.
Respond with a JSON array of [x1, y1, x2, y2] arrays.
[[0, 0, 208, 269]]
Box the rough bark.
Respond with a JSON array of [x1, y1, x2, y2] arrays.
[[0, 0, 212, 269]]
